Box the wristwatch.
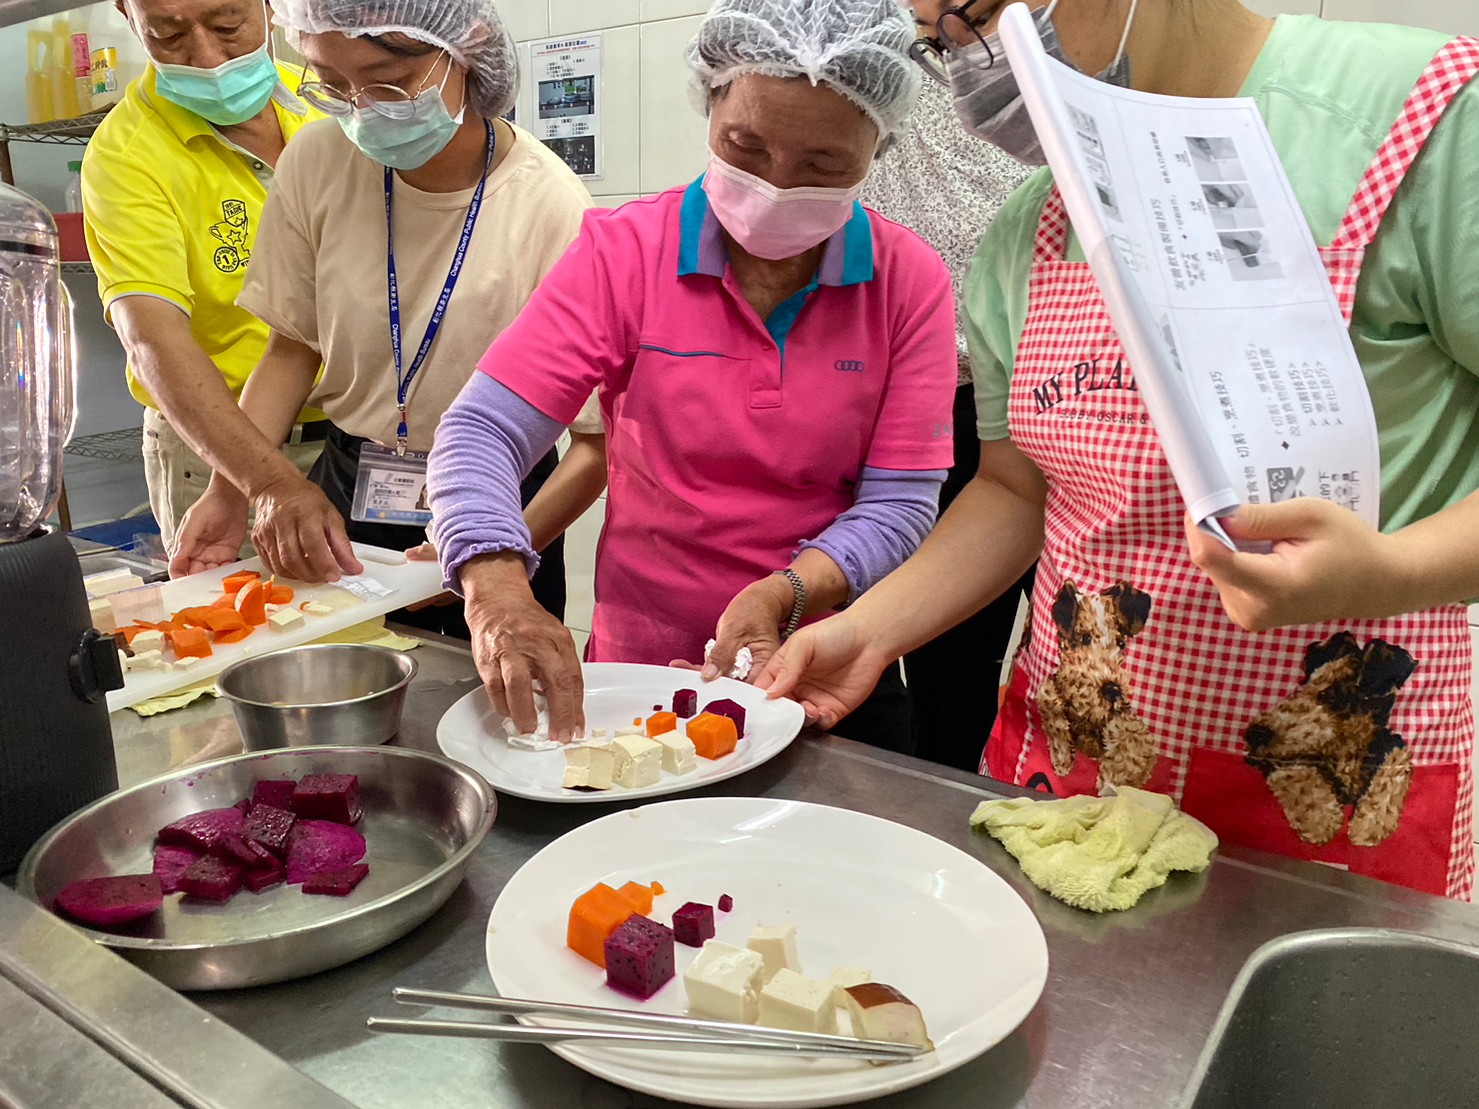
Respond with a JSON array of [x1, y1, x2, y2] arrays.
[[775, 568, 806, 640]]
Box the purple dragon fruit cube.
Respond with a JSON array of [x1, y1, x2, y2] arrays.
[[244, 860, 285, 893], [290, 774, 362, 825], [703, 698, 746, 736], [243, 803, 296, 857], [233, 797, 252, 816], [157, 807, 246, 852], [671, 902, 716, 948], [672, 689, 698, 718], [718, 893, 734, 913], [252, 780, 297, 810], [179, 855, 244, 903], [213, 833, 262, 867], [603, 914, 676, 1000], [302, 864, 370, 897], [153, 844, 202, 895]]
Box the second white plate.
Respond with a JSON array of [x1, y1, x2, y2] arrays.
[[435, 663, 806, 803]]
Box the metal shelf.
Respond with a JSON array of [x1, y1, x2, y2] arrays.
[[60, 260, 93, 275], [0, 108, 111, 145], [65, 427, 143, 464]]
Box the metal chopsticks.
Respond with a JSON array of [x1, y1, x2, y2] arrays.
[[366, 988, 924, 1061]]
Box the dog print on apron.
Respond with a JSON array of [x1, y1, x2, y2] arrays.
[[989, 39, 1479, 900]]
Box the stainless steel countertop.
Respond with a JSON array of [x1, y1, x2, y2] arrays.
[[37, 633, 1479, 1107]]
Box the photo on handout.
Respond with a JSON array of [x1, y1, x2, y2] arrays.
[[1202, 182, 1262, 230], [1218, 231, 1284, 282], [1187, 135, 1246, 182], [538, 76, 595, 119]]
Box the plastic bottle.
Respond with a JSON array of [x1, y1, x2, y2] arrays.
[[25, 23, 55, 124], [69, 6, 94, 116], [65, 162, 84, 212], [51, 14, 82, 120], [89, 4, 147, 110]]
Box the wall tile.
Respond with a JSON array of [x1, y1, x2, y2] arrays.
[[502, 2, 550, 43], [587, 25, 642, 196], [592, 194, 642, 207], [1242, 0, 1320, 15], [550, 0, 642, 36], [641, 0, 712, 20], [639, 16, 709, 195]]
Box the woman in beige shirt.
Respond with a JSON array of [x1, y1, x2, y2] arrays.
[[172, 0, 602, 632]]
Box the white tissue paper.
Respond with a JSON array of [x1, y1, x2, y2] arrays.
[[704, 639, 753, 681]]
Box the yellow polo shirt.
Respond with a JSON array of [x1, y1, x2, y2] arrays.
[[81, 62, 324, 418]]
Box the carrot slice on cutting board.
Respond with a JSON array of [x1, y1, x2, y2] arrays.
[[222, 570, 261, 596], [167, 627, 213, 659], [206, 610, 247, 635], [214, 628, 252, 645], [235, 582, 268, 626]]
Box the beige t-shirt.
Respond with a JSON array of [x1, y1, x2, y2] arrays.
[[239, 118, 601, 451]]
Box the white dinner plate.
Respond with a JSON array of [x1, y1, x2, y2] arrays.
[[486, 797, 1049, 1108], [436, 663, 806, 803]]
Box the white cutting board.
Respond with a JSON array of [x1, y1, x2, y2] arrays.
[[105, 544, 444, 713]]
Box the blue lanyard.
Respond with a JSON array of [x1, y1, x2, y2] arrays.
[[384, 117, 496, 455]]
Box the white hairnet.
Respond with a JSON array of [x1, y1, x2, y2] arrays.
[[273, 0, 518, 120], [685, 0, 920, 143]]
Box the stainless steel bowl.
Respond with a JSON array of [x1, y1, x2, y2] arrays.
[[217, 643, 417, 750], [17, 745, 496, 990]]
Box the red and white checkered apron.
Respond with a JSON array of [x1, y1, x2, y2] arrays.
[[988, 38, 1479, 900]]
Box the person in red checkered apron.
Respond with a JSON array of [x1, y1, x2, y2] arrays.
[[762, 4, 1479, 900]]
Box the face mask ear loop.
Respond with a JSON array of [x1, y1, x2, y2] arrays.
[[1111, 0, 1140, 69], [1044, 0, 1064, 20]]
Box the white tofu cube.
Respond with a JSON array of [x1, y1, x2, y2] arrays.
[[131, 630, 165, 656], [826, 965, 872, 1009], [611, 734, 662, 788], [589, 727, 608, 739], [268, 607, 305, 631], [759, 968, 838, 1035], [613, 724, 646, 737], [89, 598, 117, 634], [650, 730, 697, 775], [683, 940, 765, 1024], [747, 923, 800, 981], [562, 743, 615, 791], [171, 656, 202, 672], [83, 568, 137, 597], [124, 650, 163, 672], [842, 983, 933, 1050]]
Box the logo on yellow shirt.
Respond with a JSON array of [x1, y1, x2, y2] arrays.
[[209, 199, 252, 274]]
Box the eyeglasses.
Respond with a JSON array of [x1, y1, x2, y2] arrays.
[[908, 4, 999, 88], [297, 49, 450, 119]]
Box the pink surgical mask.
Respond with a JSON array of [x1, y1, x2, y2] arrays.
[[703, 152, 864, 261]]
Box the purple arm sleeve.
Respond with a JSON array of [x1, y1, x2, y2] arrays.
[[427, 373, 567, 594], [800, 467, 947, 601]]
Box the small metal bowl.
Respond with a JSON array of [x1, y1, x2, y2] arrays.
[[217, 643, 417, 751]]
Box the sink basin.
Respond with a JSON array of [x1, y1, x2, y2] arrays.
[[1182, 928, 1479, 1109]]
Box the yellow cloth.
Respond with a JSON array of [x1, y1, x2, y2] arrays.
[[128, 619, 421, 717], [969, 787, 1218, 913], [81, 62, 324, 418]]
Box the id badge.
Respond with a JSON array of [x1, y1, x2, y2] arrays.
[[351, 443, 433, 526]]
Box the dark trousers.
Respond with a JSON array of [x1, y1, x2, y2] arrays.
[[830, 661, 915, 755], [310, 423, 566, 638], [902, 383, 1037, 773]]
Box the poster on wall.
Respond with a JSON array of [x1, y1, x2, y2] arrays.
[[525, 34, 604, 180]]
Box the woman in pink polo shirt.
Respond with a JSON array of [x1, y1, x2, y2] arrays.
[[427, 0, 958, 749]]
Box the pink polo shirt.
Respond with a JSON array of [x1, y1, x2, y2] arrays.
[[481, 178, 956, 665]]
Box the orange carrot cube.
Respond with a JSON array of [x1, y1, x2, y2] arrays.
[[646, 712, 678, 738], [167, 627, 213, 660], [617, 881, 654, 915], [687, 713, 739, 760], [222, 570, 261, 597], [567, 883, 644, 968]]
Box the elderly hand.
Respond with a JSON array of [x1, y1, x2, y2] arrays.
[[463, 552, 586, 741], [171, 478, 250, 578], [754, 612, 890, 732], [676, 574, 792, 682], [404, 542, 459, 610], [1185, 499, 1405, 631], [251, 473, 363, 584]]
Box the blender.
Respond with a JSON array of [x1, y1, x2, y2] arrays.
[[0, 180, 123, 872]]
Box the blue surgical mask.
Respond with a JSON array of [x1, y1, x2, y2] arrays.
[[338, 68, 466, 171], [951, 0, 1137, 166], [151, 4, 282, 128]]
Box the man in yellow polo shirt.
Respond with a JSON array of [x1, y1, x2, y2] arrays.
[[82, 0, 324, 553]]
